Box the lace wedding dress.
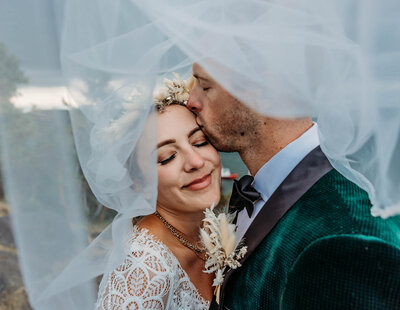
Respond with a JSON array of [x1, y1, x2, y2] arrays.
[[96, 226, 210, 309]]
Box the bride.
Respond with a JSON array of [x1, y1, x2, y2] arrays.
[[96, 77, 221, 309]]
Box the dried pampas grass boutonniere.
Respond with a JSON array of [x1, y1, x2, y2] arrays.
[[200, 206, 247, 304]]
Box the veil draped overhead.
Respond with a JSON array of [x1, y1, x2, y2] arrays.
[[0, 0, 399, 309]]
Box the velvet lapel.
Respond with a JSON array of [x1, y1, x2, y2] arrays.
[[221, 146, 333, 296]]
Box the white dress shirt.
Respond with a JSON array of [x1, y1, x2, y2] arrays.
[[235, 123, 320, 245]]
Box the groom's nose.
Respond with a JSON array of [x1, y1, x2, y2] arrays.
[[187, 92, 203, 113]]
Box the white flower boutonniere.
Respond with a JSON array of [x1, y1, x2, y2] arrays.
[[200, 206, 247, 304]]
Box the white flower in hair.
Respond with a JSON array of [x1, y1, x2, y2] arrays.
[[154, 72, 194, 112]]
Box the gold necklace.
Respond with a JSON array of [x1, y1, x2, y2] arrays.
[[154, 211, 207, 261]]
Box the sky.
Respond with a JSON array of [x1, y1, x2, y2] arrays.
[[10, 85, 69, 111]]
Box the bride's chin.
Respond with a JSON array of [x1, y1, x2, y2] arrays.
[[201, 194, 221, 210], [182, 187, 220, 211]]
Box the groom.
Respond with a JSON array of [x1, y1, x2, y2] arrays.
[[187, 63, 400, 309]]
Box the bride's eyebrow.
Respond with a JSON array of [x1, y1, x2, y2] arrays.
[[157, 139, 176, 149]]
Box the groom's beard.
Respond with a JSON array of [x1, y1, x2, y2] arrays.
[[200, 117, 261, 153], [200, 124, 244, 153]]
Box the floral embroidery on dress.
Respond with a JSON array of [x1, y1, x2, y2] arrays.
[[96, 226, 210, 309]]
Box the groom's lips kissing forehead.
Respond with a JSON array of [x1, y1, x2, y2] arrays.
[[182, 172, 213, 191]]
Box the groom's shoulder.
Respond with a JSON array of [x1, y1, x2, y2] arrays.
[[307, 167, 366, 198], [300, 167, 370, 212], [290, 167, 400, 240]]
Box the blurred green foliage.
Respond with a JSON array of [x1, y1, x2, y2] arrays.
[[0, 42, 28, 200]]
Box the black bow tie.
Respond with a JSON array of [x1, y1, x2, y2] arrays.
[[229, 175, 261, 218]]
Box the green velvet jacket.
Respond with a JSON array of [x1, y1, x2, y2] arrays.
[[216, 148, 400, 310]]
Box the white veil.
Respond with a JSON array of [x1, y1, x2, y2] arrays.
[[0, 0, 399, 309]]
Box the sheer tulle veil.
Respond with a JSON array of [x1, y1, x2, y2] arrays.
[[0, 0, 399, 308]]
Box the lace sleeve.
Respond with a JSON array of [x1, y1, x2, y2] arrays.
[[96, 232, 176, 309]]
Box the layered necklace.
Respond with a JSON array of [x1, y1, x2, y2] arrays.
[[154, 211, 208, 261]]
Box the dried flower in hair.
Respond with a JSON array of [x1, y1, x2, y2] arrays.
[[153, 73, 194, 112]]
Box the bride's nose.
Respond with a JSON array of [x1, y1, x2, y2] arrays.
[[184, 149, 205, 172]]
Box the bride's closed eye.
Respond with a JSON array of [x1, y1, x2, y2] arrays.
[[190, 129, 209, 148], [158, 140, 208, 165], [194, 141, 209, 147], [158, 153, 176, 165]]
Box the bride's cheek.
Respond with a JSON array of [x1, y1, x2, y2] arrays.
[[157, 167, 173, 188], [210, 152, 221, 169], [206, 145, 220, 161]]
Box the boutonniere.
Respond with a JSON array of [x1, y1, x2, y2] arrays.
[[200, 206, 247, 304]]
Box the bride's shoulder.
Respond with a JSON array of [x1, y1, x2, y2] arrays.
[[96, 226, 179, 309], [122, 225, 176, 268]]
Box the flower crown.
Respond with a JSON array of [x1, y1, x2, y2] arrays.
[[153, 73, 194, 112], [102, 73, 194, 142]]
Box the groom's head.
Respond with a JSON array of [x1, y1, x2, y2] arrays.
[[188, 63, 313, 174], [188, 63, 262, 152]]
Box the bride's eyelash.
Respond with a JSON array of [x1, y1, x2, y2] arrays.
[[194, 141, 208, 147], [158, 141, 207, 165], [158, 154, 176, 165]]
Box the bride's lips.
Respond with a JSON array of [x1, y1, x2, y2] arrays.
[[183, 173, 212, 191]]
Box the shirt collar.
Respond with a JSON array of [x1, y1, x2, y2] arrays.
[[253, 123, 320, 202]]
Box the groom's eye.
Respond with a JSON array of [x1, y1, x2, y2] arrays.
[[202, 87, 210, 91]]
